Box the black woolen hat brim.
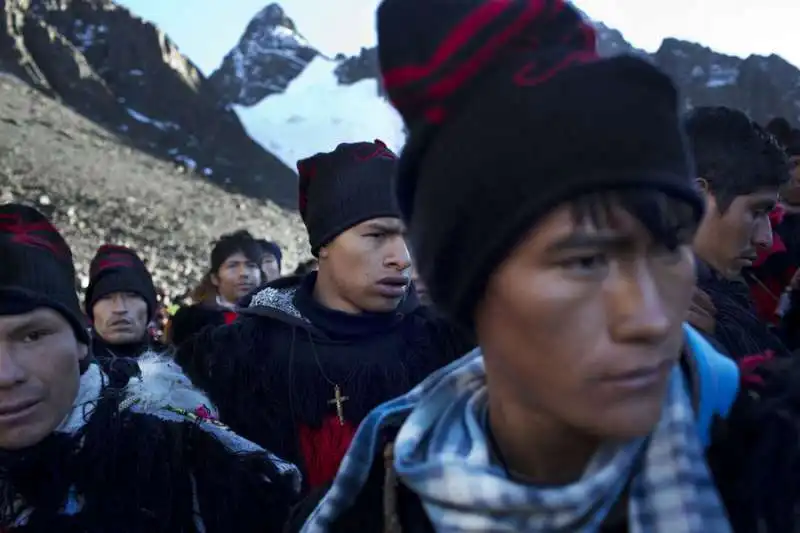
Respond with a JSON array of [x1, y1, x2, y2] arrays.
[[305, 156, 402, 255], [0, 287, 89, 344], [399, 57, 704, 330]]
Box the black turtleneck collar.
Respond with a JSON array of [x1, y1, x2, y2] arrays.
[[292, 271, 418, 340]]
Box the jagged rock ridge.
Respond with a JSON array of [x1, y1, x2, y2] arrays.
[[209, 3, 318, 106], [215, 4, 800, 127]]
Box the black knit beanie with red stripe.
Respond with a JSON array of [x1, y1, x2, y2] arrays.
[[85, 245, 157, 321], [0, 204, 88, 343], [297, 140, 401, 256], [377, 0, 703, 329]]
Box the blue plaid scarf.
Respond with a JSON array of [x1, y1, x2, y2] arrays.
[[302, 329, 731, 532]]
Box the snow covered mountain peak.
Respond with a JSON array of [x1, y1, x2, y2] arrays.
[[237, 56, 404, 168], [208, 3, 317, 106], [251, 3, 296, 29]]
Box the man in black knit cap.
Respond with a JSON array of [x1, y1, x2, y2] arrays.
[[0, 203, 299, 532], [293, 1, 800, 532], [85, 244, 160, 385], [176, 140, 470, 494]]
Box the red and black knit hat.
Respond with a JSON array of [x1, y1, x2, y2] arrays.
[[297, 140, 400, 256], [85, 245, 157, 320], [377, 0, 703, 328], [0, 204, 88, 342]]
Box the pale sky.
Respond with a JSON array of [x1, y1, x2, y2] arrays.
[[118, 1, 800, 74]]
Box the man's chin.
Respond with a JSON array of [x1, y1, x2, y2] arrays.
[[105, 332, 143, 344], [0, 420, 57, 451], [235, 287, 256, 300], [362, 296, 403, 313]]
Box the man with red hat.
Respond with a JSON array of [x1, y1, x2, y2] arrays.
[[85, 244, 160, 385], [293, 0, 800, 531], [176, 140, 470, 495]]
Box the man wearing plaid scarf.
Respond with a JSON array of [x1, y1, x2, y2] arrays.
[[289, 0, 800, 532]]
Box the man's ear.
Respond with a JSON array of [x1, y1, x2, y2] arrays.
[[210, 273, 220, 288], [695, 177, 710, 195], [318, 246, 330, 259]]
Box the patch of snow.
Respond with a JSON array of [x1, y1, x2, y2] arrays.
[[125, 108, 180, 131], [202, 167, 213, 176], [72, 20, 96, 50], [129, 69, 144, 76], [236, 56, 404, 169], [175, 155, 197, 170], [691, 66, 705, 77], [706, 65, 739, 88]]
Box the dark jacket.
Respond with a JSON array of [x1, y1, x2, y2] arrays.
[[176, 273, 472, 494], [1, 360, 298, 532], [696, 260, 790, 360]]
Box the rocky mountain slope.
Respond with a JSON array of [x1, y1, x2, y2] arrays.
[[218, 3, 800, 163], [0, 72, 307, 302], [0, 0, 298, 208]]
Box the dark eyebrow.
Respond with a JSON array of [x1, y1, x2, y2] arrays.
[[363, 221, 404, 234], [545, 232, 631, 254]]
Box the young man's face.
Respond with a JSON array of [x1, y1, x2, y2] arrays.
[[318, 217, 412, 313], [260, 253, 281, 283], [212, 252, 261, 304], [694, 189, 777, 278], [92, 292, 149, 344], [475, 201, 695, 440], [0, 308, 87, 449]]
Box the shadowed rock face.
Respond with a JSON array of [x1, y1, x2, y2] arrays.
[[217, 5, 800, 128], [0, 0, 298, 208]]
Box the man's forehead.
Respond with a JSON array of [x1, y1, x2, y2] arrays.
[[223, 252, 252, 263], [0, 307, 60, 331]]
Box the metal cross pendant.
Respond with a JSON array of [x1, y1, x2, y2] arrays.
[[327, 384, 349, 426]]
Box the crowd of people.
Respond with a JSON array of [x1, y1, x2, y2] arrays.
[[3, 0, 800, 531]]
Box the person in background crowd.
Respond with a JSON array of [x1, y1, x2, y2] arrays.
[[147, 287, 170, 342], [168, 230, 262, 346], [749, 120, 800, 347], [294, 2, 800, 532], [0, 203, 299, 532], [84, 245, 159, 386], [293, 258, 318, 276], [176, 140, 471, 495], [686, 107, 792, 360], [258, 239, 283, 282]]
